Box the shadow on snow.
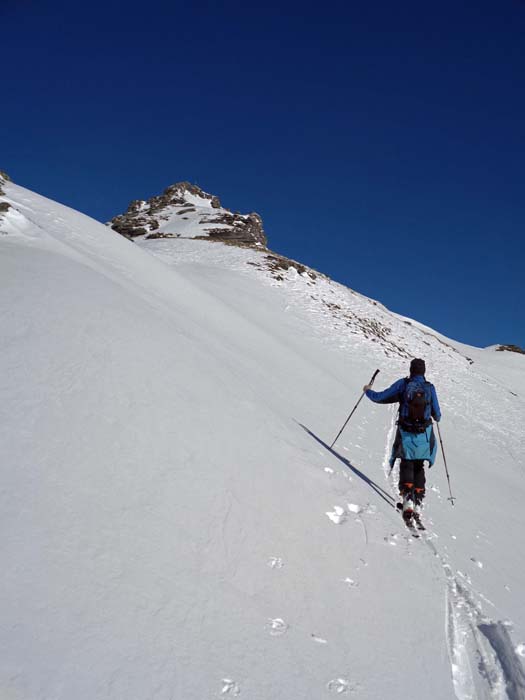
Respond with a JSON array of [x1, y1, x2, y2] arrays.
[[298, 423, 396, 510]]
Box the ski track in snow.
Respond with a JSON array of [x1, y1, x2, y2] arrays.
[[445, 573, 525, 700], [380, 414, 525, 700]]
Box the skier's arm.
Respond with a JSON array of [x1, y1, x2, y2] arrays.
[[431, 385, 441, 421], [365, 379, 405, 404]]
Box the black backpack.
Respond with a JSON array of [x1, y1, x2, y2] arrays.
[[399, 378, 432, 432]]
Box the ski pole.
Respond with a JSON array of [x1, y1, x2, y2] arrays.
[[330, 369, 379, 449], [436, 422, 455, 505]]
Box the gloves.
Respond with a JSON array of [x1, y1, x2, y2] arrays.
[[363, 384, 372, 393]]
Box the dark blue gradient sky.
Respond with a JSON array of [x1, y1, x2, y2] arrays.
[[2, 0, 524, 348]]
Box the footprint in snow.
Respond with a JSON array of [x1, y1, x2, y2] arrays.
[[327, 678, 359, 694], [343, 577, 359, 588], [267, 557, 284, 569], [516, 643, 525, 657], [384, 533, 400, 546], [311, 634, 328, 644], [221, 678, 240, 695], [327, 678, 350, 694], [470, 557, 483, 569], [267, 618, 288, 636]]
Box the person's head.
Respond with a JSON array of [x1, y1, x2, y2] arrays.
[[409, 358, 426, 377]]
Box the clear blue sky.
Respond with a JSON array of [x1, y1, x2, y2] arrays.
[[2, 0, 524, 348]]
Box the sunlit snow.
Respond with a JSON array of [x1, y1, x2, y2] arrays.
[[1, 179, 524, 699]]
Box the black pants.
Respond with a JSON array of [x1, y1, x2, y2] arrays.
[[399, 459, 426, 504]]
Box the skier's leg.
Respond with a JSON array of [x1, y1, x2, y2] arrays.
[[413, 460, 426, 507], [412, 461, 427, 528], [398, 460, 415, 513], [398, 459, 415, 495]]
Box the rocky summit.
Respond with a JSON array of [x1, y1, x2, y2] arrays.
[[108, 182, 267, 247]]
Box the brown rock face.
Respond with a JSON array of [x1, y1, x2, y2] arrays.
[[201, 212, 266, 245], [0, 170, 10, 196], [0, 172, 11, 229], [108, 181, 267, 247], [496, 344, 525, 355]]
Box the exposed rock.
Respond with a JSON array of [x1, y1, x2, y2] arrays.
[[203, 212, 266, 245], [108, 181, 267, 247], [0, 173, 11, 229], [246, 252, 318, 283], [0, 201, 10, 232], [145, 232, 179, 240], [0, 169, 10, 196], [496, 344, 525, 355]]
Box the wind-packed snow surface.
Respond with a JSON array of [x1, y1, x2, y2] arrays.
[[1, 180, 525, 700]]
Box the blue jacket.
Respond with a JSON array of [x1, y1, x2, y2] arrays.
[[366, 375, 441, 422], [390, 424, 438, 466], [366, 374, 441, 466]]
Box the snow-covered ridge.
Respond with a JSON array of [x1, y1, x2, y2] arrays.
[[138, 235, 524, 457], [108, 181, 267, 247], [1, 177, 525, 700]]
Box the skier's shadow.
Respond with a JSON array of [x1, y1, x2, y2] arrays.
[[298, 423, 396, 510]]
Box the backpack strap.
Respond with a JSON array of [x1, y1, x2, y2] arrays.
[[397, 377, 409, 422]]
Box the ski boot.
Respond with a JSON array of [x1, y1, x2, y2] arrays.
[[401, 493, 414, 524], [412, 503, 426, 531]]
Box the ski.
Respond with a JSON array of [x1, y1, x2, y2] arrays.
[[412, 513, 426, 531], [402, 513, 420, 538], [397, 502, 426, 531]]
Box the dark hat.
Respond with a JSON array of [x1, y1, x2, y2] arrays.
[[410, 358, 426, 376]]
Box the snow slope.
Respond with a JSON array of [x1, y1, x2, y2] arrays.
[[1, 180, 524, 700]]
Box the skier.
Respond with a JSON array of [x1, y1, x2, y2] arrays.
[[363, 358, 441, 527]]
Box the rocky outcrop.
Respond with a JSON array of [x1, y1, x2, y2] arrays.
[[496, 344, 525, 355], [0, 171, 11, 230], [0, 169, 10, 196], [108, 181, 267, 247], [203, 211, 265, 244], [247, 252, 318, 282]]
